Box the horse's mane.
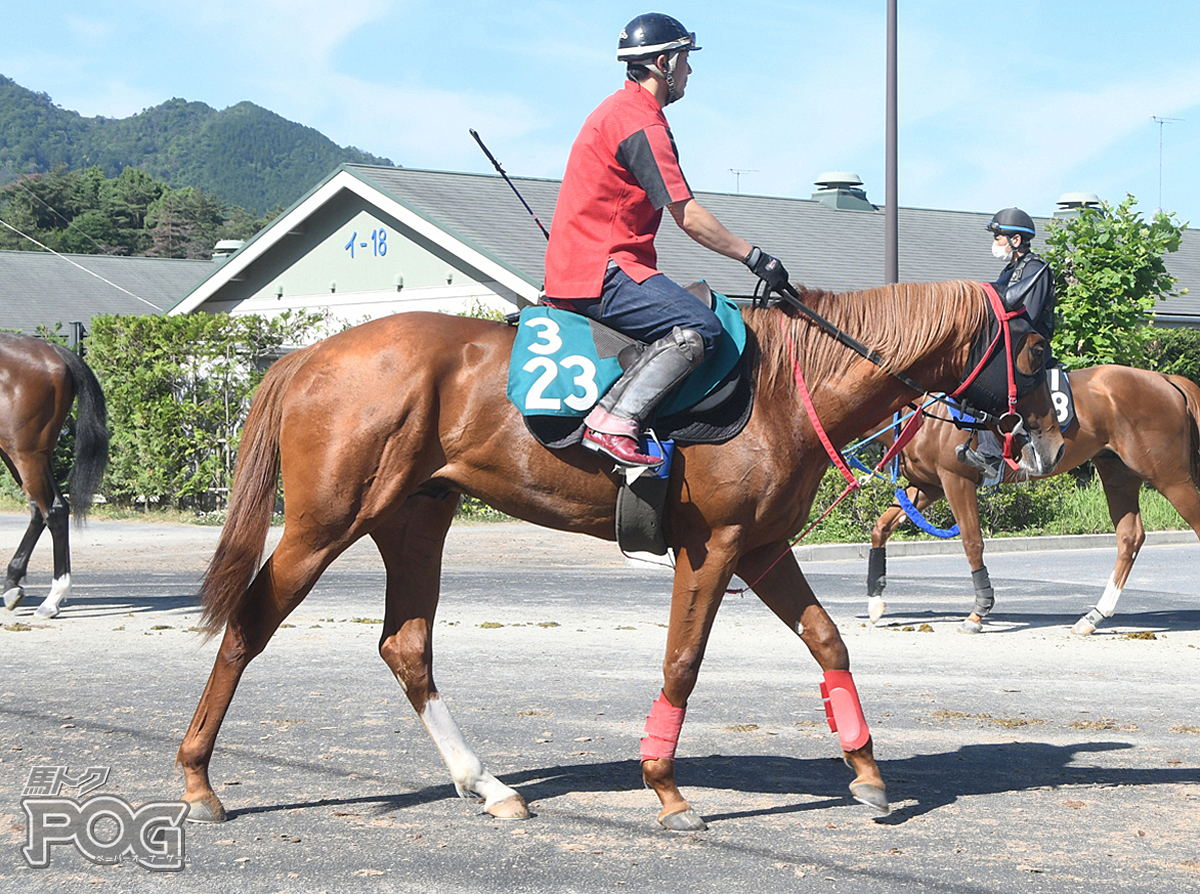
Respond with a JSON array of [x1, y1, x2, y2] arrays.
[[746, 280, 989, 391]]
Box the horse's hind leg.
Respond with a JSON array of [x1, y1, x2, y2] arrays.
[[736, 544, 888, 814], [3, 453, 71, 617], [177, 532, 340, 822], [1074, 456, 1144, 635], [4, 501, 45, 610], [372, 495, 528, 819]]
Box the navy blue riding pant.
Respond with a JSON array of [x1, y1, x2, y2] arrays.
[[554, 266, 723, 357]]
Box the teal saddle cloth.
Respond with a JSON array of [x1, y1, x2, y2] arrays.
[[506, 291, 754, 450]]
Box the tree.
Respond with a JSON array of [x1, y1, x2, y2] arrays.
[[1042, 195, 1186, 368]]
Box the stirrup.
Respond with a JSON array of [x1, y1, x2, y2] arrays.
[[955, 444, 1001, 479]]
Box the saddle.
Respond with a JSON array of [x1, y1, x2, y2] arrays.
[[507, 283, 756, 555], [507, 282, 754, 450]]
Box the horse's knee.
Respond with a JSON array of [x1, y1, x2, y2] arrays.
[[661, 647, 704, 698], [800, 616, 847, 666]]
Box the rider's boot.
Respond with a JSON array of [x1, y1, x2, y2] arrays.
[[955, 442, 1002, 480], [583, 327, 705, 467]]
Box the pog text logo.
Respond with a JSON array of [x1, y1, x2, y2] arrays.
[[20, 766, 187, 871]]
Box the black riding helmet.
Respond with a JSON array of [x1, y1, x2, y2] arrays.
[[986, 207, 1036, 239], [617, 13, 700, 61], [618, 13, 700, 105]]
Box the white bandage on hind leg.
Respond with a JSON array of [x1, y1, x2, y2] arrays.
[[1095, 574, 1122, 618], [820, 670, 870, 752]]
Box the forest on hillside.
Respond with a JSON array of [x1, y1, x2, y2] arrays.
[[0, 74, 393, 214], [0, 164, 274, 259]]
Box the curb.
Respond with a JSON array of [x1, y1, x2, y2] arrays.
[[626, 529, 1196, 568]]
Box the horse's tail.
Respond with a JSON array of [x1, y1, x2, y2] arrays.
[[1166, 373, 1200, 487], [199, 348, 311, 638], [52, 345, 109, 525]]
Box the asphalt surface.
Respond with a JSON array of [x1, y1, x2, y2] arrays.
[[0, 512, 1197, 894]]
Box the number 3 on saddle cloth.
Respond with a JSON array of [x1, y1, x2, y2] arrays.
[[506, 287, 754, 555]]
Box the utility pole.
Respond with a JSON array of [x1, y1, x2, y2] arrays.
[[884, 0, 898, 284], [729, 169, 757, 195], [1151, 116, 1181, 212]]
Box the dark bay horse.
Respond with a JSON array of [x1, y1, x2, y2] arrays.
[[0, 332, 109, 619], [868, 365, 1200, 634], [177, 281, 1063, 831]]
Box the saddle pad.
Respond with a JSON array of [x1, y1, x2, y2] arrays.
[[506, 293, 747, 419]]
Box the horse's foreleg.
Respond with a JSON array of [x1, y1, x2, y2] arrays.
[[1075, 458, 1145, 635], [4, 500, 45, 610], [867, 485, 941, 624], [942, 473, 991, 633], [177, 539, 331, 822], [372, 496, 528, 820], [639, 541, 739, 832], [737, 544, 888, 814]]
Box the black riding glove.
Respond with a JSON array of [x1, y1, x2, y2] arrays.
[[744, 246, 790, 292]]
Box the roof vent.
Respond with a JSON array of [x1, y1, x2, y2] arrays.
[[212, 239, 246, 262], [812, 172, 875, 211], [1053, 192, 1102, 219]]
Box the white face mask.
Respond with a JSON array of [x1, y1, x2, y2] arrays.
[[992, 241, 1013, 261]]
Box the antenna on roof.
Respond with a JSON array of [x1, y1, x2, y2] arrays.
[[1151, 115, 1182, 212], [728, 169, 757, 194], [469, 129, 550, 241]]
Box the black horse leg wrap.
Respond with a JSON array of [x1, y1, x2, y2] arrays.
[[971, 566, 995, 616], [867, 547, 887, 597]]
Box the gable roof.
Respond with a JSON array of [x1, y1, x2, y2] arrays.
[[175, 163, 1199, 321], [0, 250, 213, 333]]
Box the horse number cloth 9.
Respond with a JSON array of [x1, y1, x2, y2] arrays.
[[507, 292, 747, 419]]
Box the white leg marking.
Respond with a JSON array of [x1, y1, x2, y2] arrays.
[[868, 596, 886, 624], [34, 574, 70, 619], [1096, 574, 1122, 618], [420, 695, 521, 810]]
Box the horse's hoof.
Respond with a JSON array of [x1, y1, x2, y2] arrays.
[[485, 795, 530, 820], [33, 602, 60, 620], [868, 597, 886, 625], [3, 587, 24, 611], [957, 618, 983, 634], [658, 808, 707, 832], [1072, 608, 1105, 636], [184, 793, 227, 824], [850, 782, 890, 815]]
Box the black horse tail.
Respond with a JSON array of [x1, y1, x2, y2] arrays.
[[1167, 373, 1200, 487], [52, 345, 110, 525]]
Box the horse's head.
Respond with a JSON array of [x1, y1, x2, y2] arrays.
[[957, 315, 1063, 476]]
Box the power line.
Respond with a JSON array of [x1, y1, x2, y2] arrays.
[[0, 216, 162, 309], [1, 166, 119, 256]]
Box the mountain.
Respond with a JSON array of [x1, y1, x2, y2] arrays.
[[0, 75, 394, 214]]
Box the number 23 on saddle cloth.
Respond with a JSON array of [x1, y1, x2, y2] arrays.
[[506, 289, 750, 450]]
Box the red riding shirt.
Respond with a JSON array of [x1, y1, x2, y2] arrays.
[[544, 80, 693, 300]]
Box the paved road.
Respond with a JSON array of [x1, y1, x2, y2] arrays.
[[0, 513, 1197, 893]]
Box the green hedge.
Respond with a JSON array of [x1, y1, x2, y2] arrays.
[[83, 311, 332, 510]]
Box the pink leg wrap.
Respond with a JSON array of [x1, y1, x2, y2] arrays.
[[820, 670, 871, 752], [641, 691, 686, 762]]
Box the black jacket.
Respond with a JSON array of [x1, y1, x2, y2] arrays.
[[993, 250, 1055, 342]]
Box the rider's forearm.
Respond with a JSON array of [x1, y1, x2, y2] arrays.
[[669, 198, 753, 263]]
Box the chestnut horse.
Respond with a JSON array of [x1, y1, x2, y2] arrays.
[[177, 281, 1063, 831], [1, 332, 109, 619], [868, 365, 1200, 634]]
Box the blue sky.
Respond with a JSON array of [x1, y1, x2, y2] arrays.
[[3, 1, 1198, 227]]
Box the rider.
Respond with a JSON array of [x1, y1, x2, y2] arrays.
[[542, 12, 792, 467], [957, 207, 1057, 479]]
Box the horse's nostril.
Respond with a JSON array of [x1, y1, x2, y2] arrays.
[[1054, 443, 1065, 469]]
